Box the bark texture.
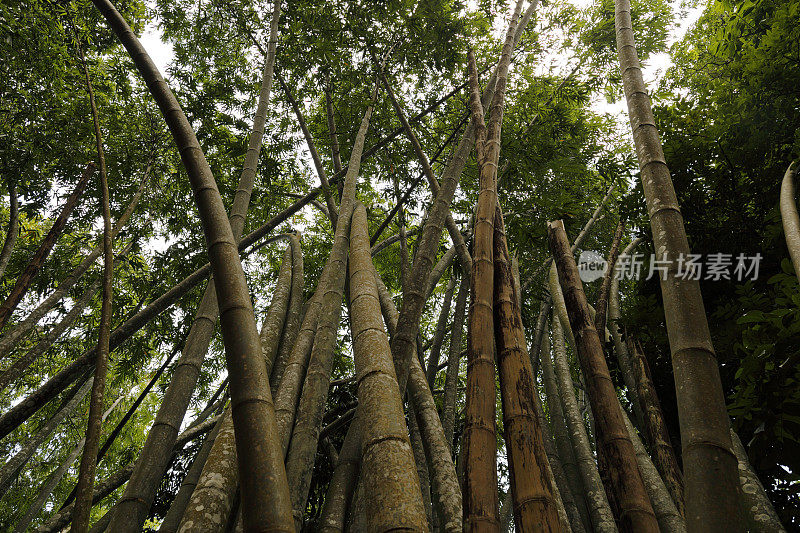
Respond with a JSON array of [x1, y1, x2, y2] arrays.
[[493, 207, 561, 530], [627, 337, 685, 516], [780, 162, 800, 283], [614, 0, 741, 527], [548, 219, 658, 532], [348, 202, 428, 531], [549, 300, 616, 533], [730, 430, 786, 533]]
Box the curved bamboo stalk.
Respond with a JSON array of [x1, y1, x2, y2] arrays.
[[614, 0, 740, 526], [550, 295, 616, 533], [549, 219, 658, 531], [779, 162, 800, 283], [91, 0, 293, 528], [0, 180, 19, 280], [348, 202, 428, 531], [493, 207, 561, 529], [0, 162, 150, 357], [0, 163, 94, 334], [284, 85, 376, 529]]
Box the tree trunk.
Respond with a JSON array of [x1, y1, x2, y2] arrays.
[[0, 179, 19, 280], [548, 219, 658, 532], [540, 317, 590, 530], [347, 201, 428, 531], [608, 238, 644, 429], [621, 412, 687, 533], [626, 337, 685, 516], [779, 162, 800, 283], [550, 298, 617, 533], [426, 274, 456, 386], [271, 233, 304, 389], [0, 162, 150, 357], [72, 38, 114, 530], [261, 242, 293, 379], [284, 86, 375, 529], [158, 413, 225, 533], [177, 409, 239, 533], [493, 207, 561, 530], [594, 220, 624, 334], [463, 0, 526, 518], [442, 272, 468, 448], [614, 0, 741, 527], [93, 0, 293, 528], [0, 162, 94, 333]]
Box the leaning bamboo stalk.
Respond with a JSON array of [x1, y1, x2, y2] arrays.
[[540, 318, 590, 530], [271, 233, 304, 389], [0, 377, 93, 499], [594, 220, 624, 333], [0, 162, 150, 357], [548, 219, 658, 532], [0, 179, 19, 280], [348, 202, 428, 531], [374, 267, 463, 532], [493, 207, 561, 529], [92, 0, 292, 527], [317, 412, 362, 533], [284, 85, 376, 529], [72, 38, 115, 530], [627, 337, 685, 516], [260, 243, 293, 379], [779, 162, 800, 283], [442, 272, 469, 448], [177, 409, 239, 533], [425, 275, 456, 386], [549, 291, 616, 533], [463, 0, 526, 516], [0, 163, 94, 334], [614, 0, 740, 526]]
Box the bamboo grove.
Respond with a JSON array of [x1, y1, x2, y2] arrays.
[[0, 0, 797, 531]]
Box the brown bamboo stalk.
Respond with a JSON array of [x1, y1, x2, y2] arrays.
[[442, 272, 469, 448], [260, 243, 293, 379], [271, 233, 304, 389], [493, 207, 561, 529], [594, 220, 624, 333], [626, 337, 685, 515], [548, 219, 658, 532]]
